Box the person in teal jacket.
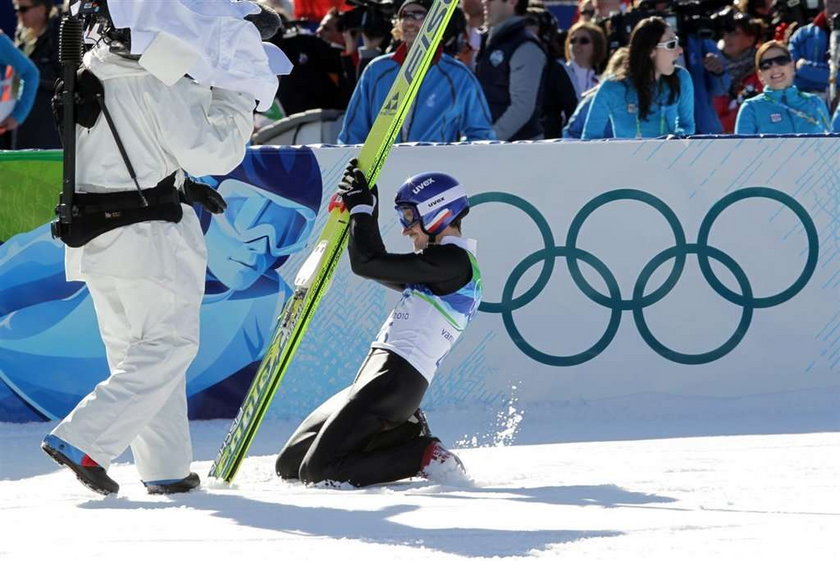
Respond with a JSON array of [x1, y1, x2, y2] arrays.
[[735, 41, 831, 134], [338, 0, 495, 144], [581, 17, 695, 139], [0, 30, 39, 135]]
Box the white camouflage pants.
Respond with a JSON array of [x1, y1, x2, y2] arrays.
[[53, 206, 206, 482]]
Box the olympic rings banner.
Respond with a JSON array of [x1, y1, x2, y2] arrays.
[[312, 137, 840, 412], [1, 136, 838, 424]]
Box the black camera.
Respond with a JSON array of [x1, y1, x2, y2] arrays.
[[337, 0, 394, 38], [599, 0, 732, 51], [599, 1, 678, 52]]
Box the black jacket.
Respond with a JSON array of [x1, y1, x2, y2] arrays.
[[12, 16, 61, 149]]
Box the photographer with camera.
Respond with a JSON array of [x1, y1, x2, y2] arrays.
[[712, 10, 765, 132], [337, 0, 394, 86], [525, 7, 579, 138], [41, 0, 284, 496], [582, 16, 695, 138], [338, 0, 494, 143], [270, 11, 354, 115]]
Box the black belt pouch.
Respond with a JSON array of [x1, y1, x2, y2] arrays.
[[59, 181, 183, 248]]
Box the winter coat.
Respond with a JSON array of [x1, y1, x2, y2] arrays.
[[581, 66, 695, 139], [788, 13, 830, 94], [734, 85, 831, 134], [684, 35, 731, 134], [13, 16, 61, 148], [338, 44, 495, 144]]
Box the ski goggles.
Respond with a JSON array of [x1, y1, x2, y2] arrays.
[[758, 54, 792, 71], [656, 36, 680, 51], [395, 203, 421, 229], [215, 179, 316, 258]]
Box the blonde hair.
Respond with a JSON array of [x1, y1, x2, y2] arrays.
[[604, 46, 628, 77]]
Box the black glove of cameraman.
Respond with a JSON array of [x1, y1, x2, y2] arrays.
[[336, 158, 378, 215], [180, 177, 227, 214]]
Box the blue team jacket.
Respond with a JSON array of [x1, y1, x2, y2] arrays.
[[581, 66, 695, 139], [734, 85, 831, 134], [788, 19, 829, 93], [833, 105, 839, 132], [685, 35, 731, 134], [563, 90, 612, 139], [338, 45, 496, 144]]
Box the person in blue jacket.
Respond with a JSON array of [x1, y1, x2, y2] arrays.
[[787, 0, 838, 95], [581, 17, 695, 139], [338, 0, 495, 144], [833, 104, 840, 132], [735, 41, 832, 134], [683, 33, 731, 134], [563, 46, 627, 139], [0, 30, 38, 135]]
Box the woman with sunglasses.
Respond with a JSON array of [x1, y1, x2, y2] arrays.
[[276, 161, 482, 488], [9, 0, 60, 149], [734, 41, 831, 134], [582, 17, 694, 139], [564, 22, 607, 100]]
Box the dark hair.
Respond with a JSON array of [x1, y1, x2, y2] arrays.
[[620, 16, 680, 120], [525, 7, 559, 55], [514, 0, 529, 16], [727, 12, 766, 43]]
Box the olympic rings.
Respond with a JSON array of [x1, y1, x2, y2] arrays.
[[471, 188, 818, 366]]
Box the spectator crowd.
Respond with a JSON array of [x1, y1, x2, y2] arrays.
[[1, 0, 839, 149]]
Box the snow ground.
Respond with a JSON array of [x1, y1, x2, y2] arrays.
[[1, 395, 838, 561]]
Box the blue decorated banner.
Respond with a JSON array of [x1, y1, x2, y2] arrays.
[[1, 137, 838, 424]]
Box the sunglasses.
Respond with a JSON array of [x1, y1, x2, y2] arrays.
[[14, 5, 36, 13], [570, 36, 591, 45], [758, 54, 792, 70], [399, 10, 427, 21], [580, 9, 595, 16], [395, 204, 421, 229], [656, 36, 680, 50]]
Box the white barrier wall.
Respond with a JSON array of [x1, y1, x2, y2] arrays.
[[272, 137, 840, 417]]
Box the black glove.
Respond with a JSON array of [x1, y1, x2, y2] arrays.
[[180, 177, 227, 214], [337, 158, 378, 214]]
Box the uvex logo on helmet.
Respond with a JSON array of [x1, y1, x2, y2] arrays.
[[412, 177, 435, 194]]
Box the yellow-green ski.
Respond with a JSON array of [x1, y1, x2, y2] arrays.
[[209, 0, 460, 483]]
